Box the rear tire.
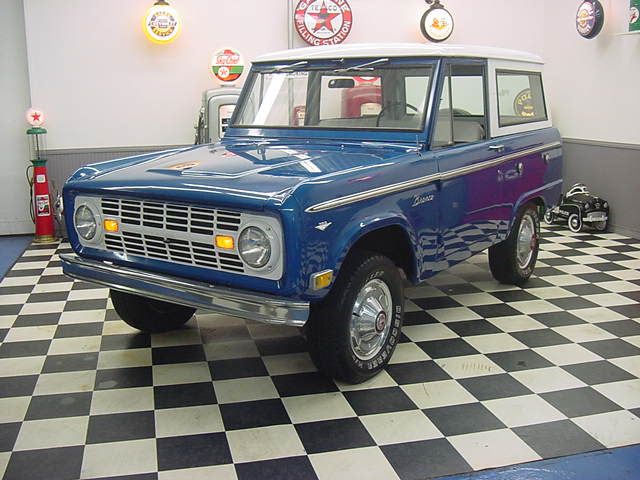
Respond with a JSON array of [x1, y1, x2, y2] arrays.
[[110, 290, 195, 333], [306, 250, 404, 384], [489, 204, 540, 286]]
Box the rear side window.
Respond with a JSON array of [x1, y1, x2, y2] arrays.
[[496, 70, 547, 127]]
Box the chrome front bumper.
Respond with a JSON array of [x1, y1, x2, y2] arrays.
[[60, 254, 309, 327]]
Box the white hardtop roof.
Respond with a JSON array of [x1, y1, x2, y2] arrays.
[[254, 43, 544, 65]]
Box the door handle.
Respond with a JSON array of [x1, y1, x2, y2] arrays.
[[489, 145, 505, 153], [516, 161, 524, 175]]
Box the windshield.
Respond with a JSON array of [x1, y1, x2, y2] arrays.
[[232, 62, 434, 131]]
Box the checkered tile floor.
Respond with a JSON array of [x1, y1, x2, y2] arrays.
[[1, 226, 639, 480]]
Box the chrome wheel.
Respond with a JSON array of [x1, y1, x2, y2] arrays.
[[516, 214, 537, 269], [350, 279, 393, 361], [568, 214, 582, 233]]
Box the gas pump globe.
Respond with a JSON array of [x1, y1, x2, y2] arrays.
[[26, 108, 56, 243]]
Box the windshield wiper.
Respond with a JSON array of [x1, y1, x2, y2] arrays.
[[262, 61, 309, 74], [334, 58, 389, 73]]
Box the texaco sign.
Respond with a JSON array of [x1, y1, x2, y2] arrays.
[[294, 0, 353, 46]]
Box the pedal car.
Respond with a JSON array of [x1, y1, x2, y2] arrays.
[[544, 183, 609, 232]]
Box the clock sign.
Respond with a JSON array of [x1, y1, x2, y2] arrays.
[[576, 0, 605, 39], [421, 0, 454, 43]]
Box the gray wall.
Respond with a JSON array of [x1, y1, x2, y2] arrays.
[[0, 0, 33, 234], [563, 139, 640, 238], [49, 139, 640, 240]]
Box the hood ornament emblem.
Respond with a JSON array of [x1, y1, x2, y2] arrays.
[[315, 221, 332, 231]]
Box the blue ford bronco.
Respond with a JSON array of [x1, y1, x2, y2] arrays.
[[62, 43, 563, 383]]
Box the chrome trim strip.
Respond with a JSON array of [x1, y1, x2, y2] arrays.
[[60, 254, 309, 327], [305, 141, 562, 213]]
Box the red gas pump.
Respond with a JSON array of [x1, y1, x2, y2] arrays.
[[341, 82, 382, 118], [26, 108, 56, 243]]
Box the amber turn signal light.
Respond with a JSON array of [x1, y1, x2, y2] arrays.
[[103, 219, 119, 232], [215, 235, 234, 250], [311, 270, 333, 290]]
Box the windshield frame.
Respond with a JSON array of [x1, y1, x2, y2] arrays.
[[227, 57, 440, 141]]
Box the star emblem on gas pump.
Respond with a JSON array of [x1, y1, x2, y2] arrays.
[[309, 0, 340, 32], [31, 112, 41, 122]]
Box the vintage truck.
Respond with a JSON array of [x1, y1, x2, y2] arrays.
[[61, 43, 563, 383]]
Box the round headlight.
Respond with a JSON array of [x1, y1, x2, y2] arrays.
[[238, 226, 271, 268], [74, 205, 97, 240]]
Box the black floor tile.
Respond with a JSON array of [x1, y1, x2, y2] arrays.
[[385, 360, 451, 385], [609, 305, 640, 319], [63, 299, 108, 311], [0, 375, 38, 398], [26, 392, 92, 420], [0, 422, 20, 452], [548, 297, 600, 311], [471, 304, 523, 319], [539, 257, 577, 267], [343, 387, 417, 415], [562, 361, 635, 385], [438, 284, 482, 295], [577, 273, 620, 283], [271, 372, 339, 397], [37, 274, 73, 284], [403, 310, 438, 326], [12, 312, 62, 327], [0, 329, 7, 342], [487, 349, 553, 372], [412, 296, 462, 310], [42, 352, 99, 373], [254, 335, 308, 356], [295, 417, 375, 454], [491, 290, 539, 303], [54, 322, 103, 338], [220, 398, 290, 430], [563, 284, 610, 296], [424, 403, 505, 436], [511, 329, 572, 348], [4, 445, 84, 480], [235, 456, 319, 480], [95, 366, 153, 390], [209, 357, 268, 380], [382, 438, 472, 480], [27, 291, 69, 303], [541, 387, 623, 417], [100, 333, 151, 351], [87, 411, 156, 443], [418, 338, 479, 359], [156, 432, 232, 470], [0, 339, 51, 358], [580, 338, 640, 359], [459, 374, 532, 401], [151, 345, 206, 365], [596, 319, 640, 337], [514, 420, 604, 458], [154, 382, 217, 409], [531, 312, 585, 328], [446, 319, 502, 337]]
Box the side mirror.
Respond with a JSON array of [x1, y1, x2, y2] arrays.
[[328, 78, 355, 89]]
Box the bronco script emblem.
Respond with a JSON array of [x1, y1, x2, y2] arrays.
[[294, 0, 353, 46]]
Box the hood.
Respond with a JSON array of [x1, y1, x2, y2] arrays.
[[65, 140, 410, 210]]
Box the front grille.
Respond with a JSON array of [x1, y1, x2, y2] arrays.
[[100, 197, 245, 273]]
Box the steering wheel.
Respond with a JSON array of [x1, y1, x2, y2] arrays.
[[376, 102, 419, 127]]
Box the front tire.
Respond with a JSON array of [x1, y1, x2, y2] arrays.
[[543, 209, 555, 225], [568, 213, 582, 233], [110, 290, 195, 333], [306, 251, 404, 384], [489, 204, 540, 286]]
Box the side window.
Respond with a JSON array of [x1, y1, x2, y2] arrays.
[[432, 64, 487, 148], [496, 70, 547, 126]]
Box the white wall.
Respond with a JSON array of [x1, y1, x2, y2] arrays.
[[21, 0, 639, 149], [0, 0, 33, 235], [23, 0, 544, 150], [542, 0, 640, 144]]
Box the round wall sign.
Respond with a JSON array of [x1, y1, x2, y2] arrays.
[[294, 0, 353, 46], [211, 48, 245, 83], [26, 108, 45, 127], [421, 1, 454, 43], [630, 3, 640, 31], [576, 0, 605, 39], [143, 1, 181, 44]]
